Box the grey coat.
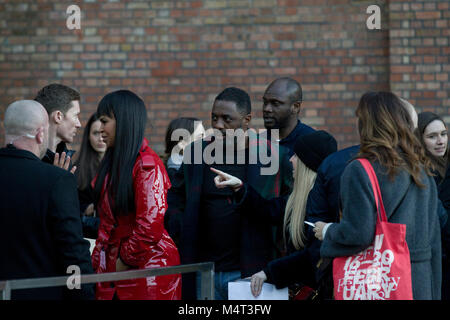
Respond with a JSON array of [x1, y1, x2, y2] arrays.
[[321, 160, 442, 300]]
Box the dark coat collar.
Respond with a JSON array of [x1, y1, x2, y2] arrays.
[[0, 144, 41, 162], [42, 142, 76, 165]]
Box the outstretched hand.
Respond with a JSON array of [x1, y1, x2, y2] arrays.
[[210, 167, 243, 192], [54, 151, 77, 174]]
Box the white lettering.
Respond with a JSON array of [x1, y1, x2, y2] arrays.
[[66, 265, 81, 290], [338, 232, 400, 300], [366, 5, 381, 30], [66, 5, 81, 30], [178, 304, 212, 318]]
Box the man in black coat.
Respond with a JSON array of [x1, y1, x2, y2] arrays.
[[0, 100, 94, 300], [166, 88, 293, 300]]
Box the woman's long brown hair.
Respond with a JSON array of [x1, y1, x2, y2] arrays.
[[356, 91, 432, 187], [73, 113, 103, 190]]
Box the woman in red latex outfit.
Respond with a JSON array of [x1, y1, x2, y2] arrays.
[[91, 89, 181, 300]]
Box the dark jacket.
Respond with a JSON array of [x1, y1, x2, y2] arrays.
[[437, 167, 450, 247], [321, 160, 442, 300], [47, 142, 98, 239], [268, 119, 315, 157], [166, 133, 293, 299], [306, 145, 360, 223], [77, 185, 100, 239], [0, 145, 94, 300], [233, 184, 288, 226], [262, 146, 360, 293], [439, 166, 450, 211], [42, 142, 76, 169], [234, 184, 319, 290], [164, 166, 182, 248], [435, 164, 450, 300]]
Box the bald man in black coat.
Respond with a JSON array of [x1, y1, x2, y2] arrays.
[[0, 100, 94, 300]]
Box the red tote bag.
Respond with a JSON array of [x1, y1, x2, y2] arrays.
[[332, 159, 413, 300]]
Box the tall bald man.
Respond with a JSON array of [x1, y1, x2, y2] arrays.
[[263, 77, 315, 156], [0, 100, 94, 300]]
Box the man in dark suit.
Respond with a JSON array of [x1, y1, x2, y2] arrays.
[[0, 100, 94, 300], [166, 87, 293, 300]]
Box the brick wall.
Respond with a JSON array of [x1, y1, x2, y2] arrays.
[[0, 0, 448, 155], [389, 0, 450, 122]]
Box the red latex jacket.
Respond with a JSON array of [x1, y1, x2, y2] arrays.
[[91, 139, 181, 300]]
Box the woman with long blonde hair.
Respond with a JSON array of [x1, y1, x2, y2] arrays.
[[283, 156, 317, 250]]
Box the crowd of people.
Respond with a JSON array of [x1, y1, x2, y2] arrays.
[[0, 78, 449, 300]]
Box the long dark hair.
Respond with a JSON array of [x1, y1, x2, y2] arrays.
[[94, 90, 147, 216], [74, 113, 103, 190], [356, 91, 432, 187], [415, 112, 449, 180]]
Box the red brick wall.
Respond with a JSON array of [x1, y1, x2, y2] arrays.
[[0, 0, 448, 155], [389, 0, 450, 121]]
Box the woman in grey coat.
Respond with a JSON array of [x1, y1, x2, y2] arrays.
[[314, 91, 442, 300]]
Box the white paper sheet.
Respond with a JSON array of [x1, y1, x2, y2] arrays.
[[228, 279, 288, 300]]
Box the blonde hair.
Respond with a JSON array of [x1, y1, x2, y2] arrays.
[[283, 158, 317, 250]]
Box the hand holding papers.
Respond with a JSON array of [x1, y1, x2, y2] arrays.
[[228, 279, 288, 300]]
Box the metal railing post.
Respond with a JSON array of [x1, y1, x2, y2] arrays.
[[199, 262, 214, 300], [0, 281, 11, 300], [0, 262, 214, 300]]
